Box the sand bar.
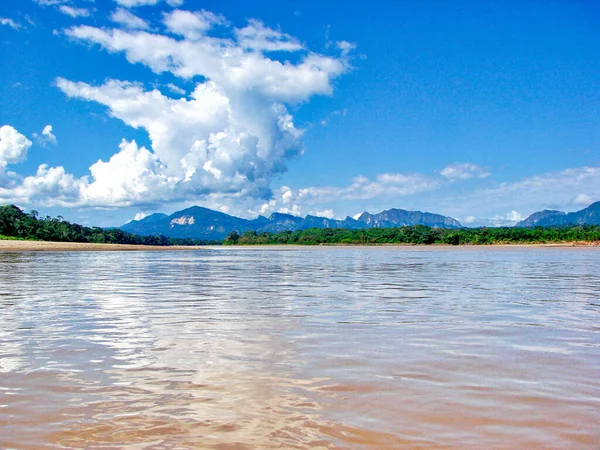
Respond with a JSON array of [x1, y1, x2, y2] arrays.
[[0, 239, 203, 252], [2, 239, 598, 252]]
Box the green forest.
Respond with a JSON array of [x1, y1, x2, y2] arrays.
[[223, 225, 600, 246], [0, 205, 211, 246]]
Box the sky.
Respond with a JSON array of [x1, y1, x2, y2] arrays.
[[1, 0, 599, 227]]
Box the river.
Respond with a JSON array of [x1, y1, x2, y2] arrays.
[[0, 247, 598, 448]]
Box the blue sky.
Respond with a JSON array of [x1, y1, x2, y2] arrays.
[[1, 0, 599, 227]]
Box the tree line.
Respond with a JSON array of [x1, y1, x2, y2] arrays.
[[0, 205, 213, 246], [3, 204, 599, 247], [223, 224, 600, 246]]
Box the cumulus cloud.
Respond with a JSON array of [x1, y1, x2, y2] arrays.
[[163, 9, 227, 40], [0, 9, 352, 209], [245, 173, 439, 218], [19, 12, 351, 209], [115, 0, 184, 8], [33, 125, 57, 147], [81, 139, 177, 207], [0, 164, 84, 207], [58, 5, 90, 18], [64, 25, 347, 101], [1, 140, 173, 207], [110, 7, 150, 30], [163, 163, 600, 225], [441, 162, 489, 180], [0, 125, 32, 167], [0, 17, 21, 30]]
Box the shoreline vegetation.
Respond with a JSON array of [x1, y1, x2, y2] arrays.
[[0, 205, 216, 247], [1, 204, 599, 251], [222, 226, 600, 246]]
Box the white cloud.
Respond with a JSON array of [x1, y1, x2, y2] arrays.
[[81, 139, 177, 207], [110, 7, 150, 30], [573, 193, 592, 206], [506, 210, 522, 222], [64, 24, 348, 102], [165, 83, 185, 95], [336, 40, 356, 57], [129, 164, 600, 223], [248, 166, 600, 227], [433, 166, 600, 226], [297, 173, 439, 203], [485, 210, 524, 227], [312, 209, 335, 219], [241, 173, 439, 219], [55, 77, 303, 203], [0, 17, 20, 30], [33, 124, 58, 147], [34, 0, 69, 5], [0, 164, 84, 207], [0, 125, 32, 167], [43, 125, 56, 143], [58, 5, 90, 18], [133, 212, 149, 221], [235, 19, 303, 52], [26, 12, 350, 209], [115, 0, 184, 8], [475, 167, 600, 211], [441, 162, 490, 180], [163, 9, 226, 41]]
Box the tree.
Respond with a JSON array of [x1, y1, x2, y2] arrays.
[[224, 230, 240, 245]]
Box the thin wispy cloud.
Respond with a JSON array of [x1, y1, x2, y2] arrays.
[[58, 5, 91, 18], [0, 17, 21, 30]]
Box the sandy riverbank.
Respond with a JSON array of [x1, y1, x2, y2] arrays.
[[1, 239, 598, 252], [0, 240, 203, 252]]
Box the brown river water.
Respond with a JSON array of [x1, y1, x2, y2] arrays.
[[0, 247, 598, 448]]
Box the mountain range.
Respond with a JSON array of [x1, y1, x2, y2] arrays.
[[516, 201, 600, 227], [121, 206, 462, 240]]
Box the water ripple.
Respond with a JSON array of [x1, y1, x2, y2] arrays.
[[0, 247, 599, 448]]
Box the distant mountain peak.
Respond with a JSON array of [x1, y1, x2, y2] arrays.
[[516, 201, 600, 227], [357, 208, 461, 228], [121, 205, 462, 240]]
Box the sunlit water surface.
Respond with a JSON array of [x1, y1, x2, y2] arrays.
[[0, 247, 599, 449]]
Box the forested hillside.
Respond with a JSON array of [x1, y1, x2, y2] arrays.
[[0, 205, 210, 246]]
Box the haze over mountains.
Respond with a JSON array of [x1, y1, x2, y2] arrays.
[[122, 207, 462, 240], [516, 201, 600, 227]]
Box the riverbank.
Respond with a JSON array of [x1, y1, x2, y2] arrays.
[[2, 239, 598, 252], [215, 242, 599, 250], [0, 239, 203, 252]]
